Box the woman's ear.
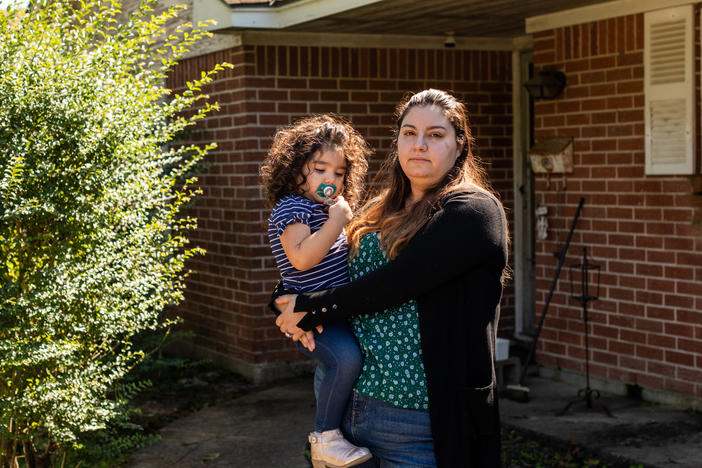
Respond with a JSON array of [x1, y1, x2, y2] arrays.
[[455, 137, 465, 159]]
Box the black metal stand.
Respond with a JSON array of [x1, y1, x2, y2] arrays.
[[559, 247, 613, 418], [510, 198, 585, 399]]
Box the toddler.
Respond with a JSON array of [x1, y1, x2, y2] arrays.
[[261, 114, 372, 468]]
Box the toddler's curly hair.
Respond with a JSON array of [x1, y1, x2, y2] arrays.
[[261, 114, 371, 209]]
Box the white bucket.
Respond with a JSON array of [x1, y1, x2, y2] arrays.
[[496, 337, 510, 361]]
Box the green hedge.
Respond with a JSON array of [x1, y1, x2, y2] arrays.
[[0, 1, 230, 465]]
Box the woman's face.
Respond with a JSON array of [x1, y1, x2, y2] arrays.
[[397, 105, 462, 199]]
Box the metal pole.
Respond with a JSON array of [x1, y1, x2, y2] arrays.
[[582, 247, 591, 408]]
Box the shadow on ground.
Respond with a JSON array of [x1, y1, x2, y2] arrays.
[[123, 362, 702, 468]]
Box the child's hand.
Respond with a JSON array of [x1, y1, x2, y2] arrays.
[[328, 195, 352, 227]]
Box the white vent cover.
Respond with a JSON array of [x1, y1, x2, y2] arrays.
[[648, 19, 685, 85], [650, 99, 687, 165], [644, 5, 695, 175]]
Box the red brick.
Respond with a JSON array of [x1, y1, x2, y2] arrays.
[[618, 138, 644, 151], [617, 109, 643, 122], [309, 78, 338, 89], [617, 194, 644, 206], [637, 373, 664, 389], [590, 56, 616, 69], [258, 90, 288, 101], [648, 360, 677, 378], [581, 70, 606, 83], [637, 344, 664, 360], [593, 351, 618, 365], [677, 252, 702, 266], [634, 235, 662, 249], [620, 355, 646, 371], [591, 111, 616, 123], [607, 96, 634, 110], [276, 77, 307, 89], [617, 51, 643, 66], [592, 139, 617, 151], [666, 350, 695, 366], [564, 85, 590, 99], [677, 309, 702, 325], [666, 295, 694, 308], [582, 98, 607, 110], [678, 367, 702, 384], [582, 126, 607, 137], [556, 100, 581, 113], [617, 165, 644, 178], [616, 80, 643, 94], [607, 124, 633, 137], [646, 306, 674, 321], [677, 337, 701, 354], [621, 329, 646, 344]]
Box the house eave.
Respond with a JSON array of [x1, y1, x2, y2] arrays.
[[240, 30, 524, 51], [526, 0, 696, 33], [194, 0, 383, 31]]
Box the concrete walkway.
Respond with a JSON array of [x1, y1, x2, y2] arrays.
[[127, 378, 314, 467], [126, 373, 702, 468]]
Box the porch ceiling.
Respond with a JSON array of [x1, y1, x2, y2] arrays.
[[227, 0, 614, 38]]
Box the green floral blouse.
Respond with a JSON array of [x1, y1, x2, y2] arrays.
[[348, 233, 429, 410]]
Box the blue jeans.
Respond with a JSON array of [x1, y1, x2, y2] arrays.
[[314, 367, 437, 468], [298, 319, 362, 431]]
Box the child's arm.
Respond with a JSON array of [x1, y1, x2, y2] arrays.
[[280, 196, 352, 271]]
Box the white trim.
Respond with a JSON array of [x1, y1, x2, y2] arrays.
[[182, 33, 243, 60], [231, 0, 383, 29], [512, 35, 533, 50], [526, 0, 696, 33], [240, 30, 515, 50], [193, 0, 236, 30]]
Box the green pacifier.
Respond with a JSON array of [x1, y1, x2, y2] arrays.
[[316, 183, 337, 199]]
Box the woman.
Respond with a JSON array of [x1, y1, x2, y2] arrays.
[[275, 89, 508, 468]]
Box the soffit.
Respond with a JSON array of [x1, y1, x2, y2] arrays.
[[224, 0, 299, 6], [227, 0, 614, 38]]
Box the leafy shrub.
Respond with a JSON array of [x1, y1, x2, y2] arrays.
[[0, 1, 230, 465]]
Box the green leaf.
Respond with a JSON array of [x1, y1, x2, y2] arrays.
[[202, 452, 221, 462]]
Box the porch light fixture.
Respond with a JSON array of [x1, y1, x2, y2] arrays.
[[524, 70, 567, 99]]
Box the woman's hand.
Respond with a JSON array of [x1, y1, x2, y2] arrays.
[[274, 294, 322, 352]]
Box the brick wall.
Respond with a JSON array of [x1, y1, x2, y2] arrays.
[[531, 10, 702, 399], [167, 44, 515, 381]]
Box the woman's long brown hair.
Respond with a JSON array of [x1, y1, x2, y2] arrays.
[[347, 89, 495, 260]]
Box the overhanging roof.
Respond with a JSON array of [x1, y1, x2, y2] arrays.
[[196, 0, 617, 38]]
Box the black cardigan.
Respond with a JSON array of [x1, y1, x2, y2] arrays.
[[290, 189, 507, 468]]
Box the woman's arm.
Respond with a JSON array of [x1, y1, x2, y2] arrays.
[[287, 191, 507, 331]]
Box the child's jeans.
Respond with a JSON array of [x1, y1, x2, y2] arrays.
[[298, 319, 362, 431]]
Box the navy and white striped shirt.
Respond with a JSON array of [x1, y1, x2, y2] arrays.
[[268, 195, 349, 293]]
